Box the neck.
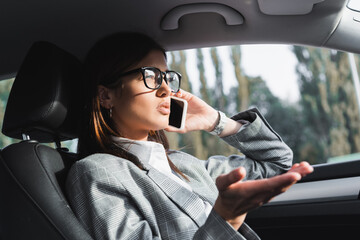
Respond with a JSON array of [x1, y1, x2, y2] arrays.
[[117, 128, 149, 141]]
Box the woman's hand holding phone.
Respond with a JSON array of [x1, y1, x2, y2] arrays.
[[166, 90, 219, 133], [166, 90, 244, 137]]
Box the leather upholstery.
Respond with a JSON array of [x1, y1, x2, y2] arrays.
[[2, 41, 81, 142], [0, 42, 92, 239]]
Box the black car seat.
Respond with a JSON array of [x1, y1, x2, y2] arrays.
[[0, 42, 93, 240]]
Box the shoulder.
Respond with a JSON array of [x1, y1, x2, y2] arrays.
[[73, 153, 128, 169], [68, 153, 141, 182]]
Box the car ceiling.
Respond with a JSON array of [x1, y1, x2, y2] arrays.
[[0, 0, 359, 80]]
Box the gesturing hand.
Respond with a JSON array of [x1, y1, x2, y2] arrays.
[[213, 162, 314, 230]]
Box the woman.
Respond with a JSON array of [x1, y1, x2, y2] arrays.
[[66, 32, 313, 240]]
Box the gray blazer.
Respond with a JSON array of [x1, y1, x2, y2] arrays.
[[66, 109, 293, 240]]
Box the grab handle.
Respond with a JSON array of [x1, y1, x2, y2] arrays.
[[161, 3, 244, 30]]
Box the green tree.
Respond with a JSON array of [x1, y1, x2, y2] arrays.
[[0, 78, 17, 148], [210, 48, 226, 111], [207, 48, 242, 157], [168, 51, 208, 159], [230, 46, 249, 111], [229, 45, 308, 163], [244, 76, 306, 163], [292, 46, 360, 163], [197, 49, 211, 104]]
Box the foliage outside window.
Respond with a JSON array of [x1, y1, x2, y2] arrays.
[[0, 78, 18, 147], [166, 45, 360, 165]]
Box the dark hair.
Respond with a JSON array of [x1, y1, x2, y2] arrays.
[[78, 32, 187, 179]]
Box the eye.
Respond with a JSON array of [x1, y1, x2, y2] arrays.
[[144, 70, 156, 80]]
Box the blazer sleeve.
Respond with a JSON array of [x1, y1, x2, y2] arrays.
[[205, 108, 293, 181], [194, 209, 260, 240]]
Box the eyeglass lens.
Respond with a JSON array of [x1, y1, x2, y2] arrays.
[[144, 68, 180, 92]]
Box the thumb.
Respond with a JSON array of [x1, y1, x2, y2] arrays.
[[216, 167, 246, 192], [164, 125, 185, 133]]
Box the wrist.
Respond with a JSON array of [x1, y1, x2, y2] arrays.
[[209, 111, 227, 136], [227, 215, 246, 230], [213, 201, 246, 230], [205, 109, 221, 132]]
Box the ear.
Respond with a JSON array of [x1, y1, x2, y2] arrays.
[[97, 85, 114, 109]]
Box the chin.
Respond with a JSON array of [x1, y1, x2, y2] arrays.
[[148, 122, 168, 131], [154, 116, 170, 129], [155, 124, 168, 131]]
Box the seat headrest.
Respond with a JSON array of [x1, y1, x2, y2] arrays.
[[2, 41, 81, 143]]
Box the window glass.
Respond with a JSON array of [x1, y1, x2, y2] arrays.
[[0, 78, 19, 148], [61, 139, 78, 152], [166, 45, 360, 165]]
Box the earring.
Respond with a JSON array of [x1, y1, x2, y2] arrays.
[[109, 107, 113, 118]]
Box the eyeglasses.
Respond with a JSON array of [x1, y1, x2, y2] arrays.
[[109, 67, 182, 93]]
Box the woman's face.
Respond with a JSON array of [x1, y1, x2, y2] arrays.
[[99, 50, 172, 140]]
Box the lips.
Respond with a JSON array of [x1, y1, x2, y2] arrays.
[[157, 101, 170, 115]]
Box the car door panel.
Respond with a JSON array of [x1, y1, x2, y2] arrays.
[[247, 160, 360, 239]]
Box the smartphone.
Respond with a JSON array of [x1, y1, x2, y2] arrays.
[[169, 96, 188, 129]]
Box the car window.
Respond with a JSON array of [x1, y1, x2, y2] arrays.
[[0, 78, 19, 148], [166, 44, 360, 165], [1, 45, 359, 165]]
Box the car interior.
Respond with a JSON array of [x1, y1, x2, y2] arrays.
[[1, 0, 360, 239], [0, 41, 92, 239]]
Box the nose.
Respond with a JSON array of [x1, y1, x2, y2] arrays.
[[156, 79, 171, 97]]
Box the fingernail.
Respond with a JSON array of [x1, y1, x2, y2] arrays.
[[177, 90, 182, 97]]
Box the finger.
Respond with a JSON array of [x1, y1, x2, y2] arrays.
[[299, 161, 312, 170], [219, 173, 301, 214], [245, 172, 301, 198], [172, 89, 189, 100], [174, 89, 191, 100], [290, 163, 300, 170], [270, 172, 302, 193], [288, 162, 314, 177], [288, 162, 312, 171], [164, 125, 186, 133], [298, 162, 314, 176], [216, 167, 246, 192], [174, 89, 183, 98]]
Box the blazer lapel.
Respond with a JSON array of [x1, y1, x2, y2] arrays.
[[147, 168, 208, 227]]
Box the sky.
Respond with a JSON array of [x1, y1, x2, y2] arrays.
[[184, 44, 300, 103]]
